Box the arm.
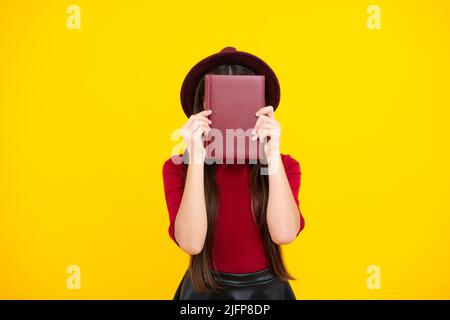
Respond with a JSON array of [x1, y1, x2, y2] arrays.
[[266, 154, 301, 244], [252, 106, 301, 245], [174, 162, 207, 255], [173, 110, 212, 255]]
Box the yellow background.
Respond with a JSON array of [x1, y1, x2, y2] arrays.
[[1, 0, 449, 299]]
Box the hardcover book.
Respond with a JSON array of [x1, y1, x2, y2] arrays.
[[204, 74, 266, 162]]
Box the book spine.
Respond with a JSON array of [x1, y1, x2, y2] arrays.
[[261, 75, 265, 107], [205, 74, 211, 110]]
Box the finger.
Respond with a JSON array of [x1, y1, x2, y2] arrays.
[[191, 120, 210, 133], [190, 114, 212, 124], [186, 118, 211, 131], [252, 128, 270, 142], [261, 125, 281, 140], [182, 122, 208, 139], [253, 115, 269, 132], [186, 112, 212, 127], [195, 114, 213, 124], [252, 115, 270, 135], [184, 120, 209, 134], [260, 122, 278, 130], [193, 124, 210, 139], [255, 106, 274, 118], [259, 128, 272, 142], [195, 109, 213, 118], [195, 110, 213, 121]]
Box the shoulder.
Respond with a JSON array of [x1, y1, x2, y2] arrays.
[[280, 153, 301, 172], [162, 154, 187, 176]]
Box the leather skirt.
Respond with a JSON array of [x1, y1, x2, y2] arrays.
[[173, 268, 296, 300]]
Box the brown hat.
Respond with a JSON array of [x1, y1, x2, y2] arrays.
[[180, 46, 281, 117]]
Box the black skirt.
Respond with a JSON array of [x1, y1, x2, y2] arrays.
[[173, 268, 296, 300]]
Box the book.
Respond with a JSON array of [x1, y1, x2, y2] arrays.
[[204, 74, 266, 163]]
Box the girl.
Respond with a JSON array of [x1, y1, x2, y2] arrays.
[[163, 47, 305, 300]]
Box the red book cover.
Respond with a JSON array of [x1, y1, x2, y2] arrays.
[[204, 74, 266, 162]]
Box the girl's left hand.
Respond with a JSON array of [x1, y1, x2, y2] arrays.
[[252, 106, 281, 159]]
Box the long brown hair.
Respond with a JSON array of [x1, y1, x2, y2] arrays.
[[187, 64, 294, 292]]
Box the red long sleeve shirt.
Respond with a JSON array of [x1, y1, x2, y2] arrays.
[[162, 153, 305, 273]]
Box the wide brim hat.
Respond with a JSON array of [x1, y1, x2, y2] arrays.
[[180, 46, 280, 117]]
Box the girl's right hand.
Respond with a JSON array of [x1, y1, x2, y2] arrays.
[[181, 110, 212, 163]]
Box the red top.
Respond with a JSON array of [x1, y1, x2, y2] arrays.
[[162, 153, 305, 273]]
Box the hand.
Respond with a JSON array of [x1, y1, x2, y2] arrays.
[[252, 106, 281, 160], [181, 110, 212, 164]]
